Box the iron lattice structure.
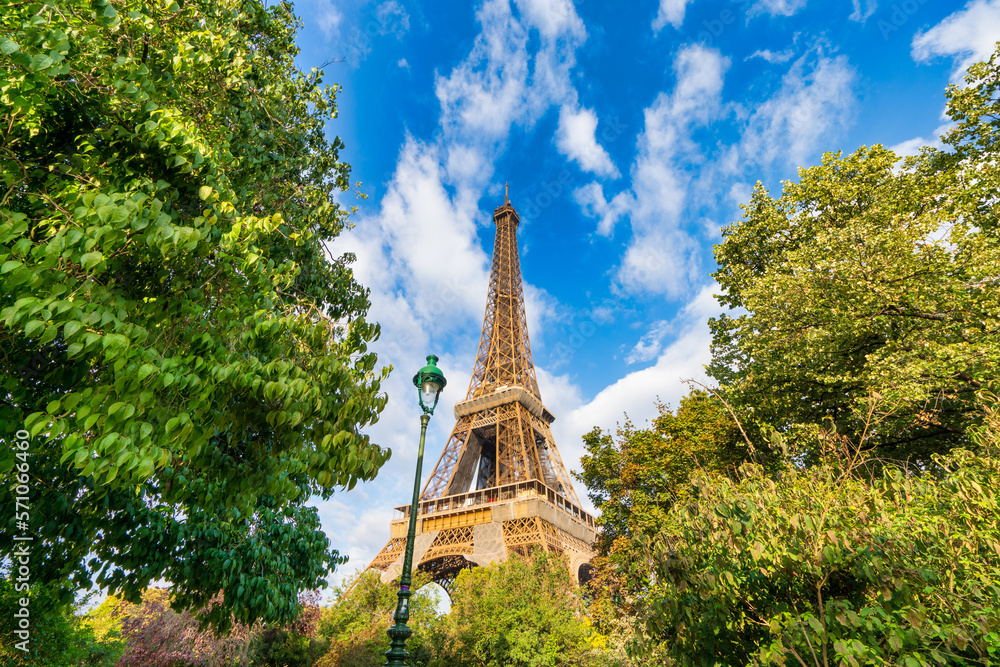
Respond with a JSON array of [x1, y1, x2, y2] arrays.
[[366, 191, 596, 591]]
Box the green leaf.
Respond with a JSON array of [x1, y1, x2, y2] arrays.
[[137, 457, 154, 479], [24, 320, 45, 338], [198, 185, 213, 200], [40, 324, 58, 344], [64, 320, 82, 339], [0, 37, 18, 55], [1, 260, 22, 273], [102, 333, 128, 352], [80, 251, 103, 270], [30, 54, 54, 71]]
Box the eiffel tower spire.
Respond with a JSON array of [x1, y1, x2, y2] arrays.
[[464, 193, 539, 401], [364, 192, 596, 592]]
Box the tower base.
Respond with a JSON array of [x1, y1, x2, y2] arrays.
[[367, 479, 596, 590]]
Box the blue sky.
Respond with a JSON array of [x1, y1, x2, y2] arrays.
[[283, 0, 1000, 586]]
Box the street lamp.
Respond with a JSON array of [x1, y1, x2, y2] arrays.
[[384, 355, 447, 666]]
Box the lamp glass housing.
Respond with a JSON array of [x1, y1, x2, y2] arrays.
[[419, 380, 441, 409], [412, 355, 447, 415]]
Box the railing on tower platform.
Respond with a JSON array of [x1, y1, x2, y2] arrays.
[[391, 478, 595, 529]]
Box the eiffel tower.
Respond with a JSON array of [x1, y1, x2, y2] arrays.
[[366, 188, 596, 592]]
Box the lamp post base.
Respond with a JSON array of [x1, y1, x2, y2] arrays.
[[384, 583, 413, 665]]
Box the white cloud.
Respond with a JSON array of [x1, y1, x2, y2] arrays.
[[747, 48, 796, 63], [572, 182, 631, 236], [888, 122, 952, 158], [751, 0, 809, 17], [436, 0, 586, 142], [727, 182, 753, 208], [397, 58, 410, 70], [740, 49, 856, 167], [435, 7, 531, 141], [611, 45, 730, 297], [849, 0, 877, 22], [652, 0, 692, 32], [515, 0, 586, 39], [315, 0, 343, 39], [625, 319, 674, 364], [372, 139, 491, 325], [556, 106, 620, 177], [912, 0, 1000, 78], [376, 0, 411, 37]]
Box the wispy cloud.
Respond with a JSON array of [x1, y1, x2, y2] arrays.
[[739, 48, 856, 168], [572, 182, 630, 236], [912, 0, 1000, 78], [376, 0, 411, 37], [747, 48, 796, 63], [849, 0, 878, 22], [652, 0, 693, 32], [625, 319, 674, 364], [578, 44, 730, 297], [315, 0, 343, 39], [751, 0, 809, 18]]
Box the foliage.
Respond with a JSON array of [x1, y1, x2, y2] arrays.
[[110, 587, 260, 667], [251, 590, 329, 667], [708, 47, 1000, 464], [429, 553, 611, 667], [81, 593, 125, 643], [0, 577, 124, 666], [624, 423, 1000, 666], [576, 389, 750, 559], [252, 629, 330, 667], [315, 569, 440, 667], [0, 0, 389, 629], [929, 41, 1000, 234], [577, 391, 751, 664]]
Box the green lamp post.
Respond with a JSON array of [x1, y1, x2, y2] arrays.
[[384, 355, 447, 666]]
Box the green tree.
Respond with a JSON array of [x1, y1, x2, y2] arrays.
[[430, 553, 610, 667], [314, 569, 440, 667], [627, 428, 1000, 666], [0, 578, 124, 666], [575, 390, 751, 663], [709, 47, 1000, 464], [576, 389, 749, 560], [0, 0, 388, 629]]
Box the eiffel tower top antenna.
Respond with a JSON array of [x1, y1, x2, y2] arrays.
[[505, 181, 509, 204]]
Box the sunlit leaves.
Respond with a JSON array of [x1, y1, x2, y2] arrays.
[[710, 135, 1000, 462], [0, 0, 386, 630], [434, 554, 607, 667], [629, 440, 1000, 666]]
